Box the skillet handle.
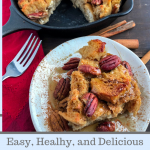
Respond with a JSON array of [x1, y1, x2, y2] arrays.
[[2, 5, 41, 37]]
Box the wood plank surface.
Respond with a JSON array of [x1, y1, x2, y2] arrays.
[[38, 0, 150, 132]]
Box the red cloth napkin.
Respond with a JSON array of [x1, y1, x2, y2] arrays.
[[2, 0, 45, 131]]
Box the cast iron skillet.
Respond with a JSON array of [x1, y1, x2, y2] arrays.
[[3, 0, 134, 37]]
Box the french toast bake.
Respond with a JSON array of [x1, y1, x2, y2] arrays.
[[18, 0, 62, 24], [18, 0, 122, 24], [51, 39, 141, 131]]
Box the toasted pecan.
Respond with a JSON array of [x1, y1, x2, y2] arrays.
[[99, 55, 121, 71], [62, 58, 80, 70], [79, 64, 101, 75], [53, 78, 70, 101], [96, 121, 115, 132], [81, 93, 98, 117]]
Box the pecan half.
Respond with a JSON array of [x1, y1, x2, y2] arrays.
[[53, 78, 70, 101], [81, 93, 98, 117], [99, 55, 121, 71], [98, 42, 106, 52], [121, 61, 133, 76], [96, 121, 115, 132], [81, 93, 91, 104], [61, 116, 70, 131], [53, 78, 65, 99], [91, 0, 102, 5], [28, 12, 48, 19], [62, 57, 80, 70], [78, 64, 101, 75], [67, 68, 78, 76], [59, 78, 70, 100], [50, 110, 69, 131]]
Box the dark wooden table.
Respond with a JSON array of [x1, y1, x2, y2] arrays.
[[38, 0, 150, 131]]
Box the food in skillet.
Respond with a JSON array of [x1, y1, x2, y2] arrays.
[[18, 0, 122, 24], [71, 0, 122, 22], [18, 0, 62, 24], [50, 39, 141, 131]]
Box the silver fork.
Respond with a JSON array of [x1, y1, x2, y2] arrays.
[[2, 33, 42, 81]]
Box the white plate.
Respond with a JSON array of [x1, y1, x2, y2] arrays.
[[29, 36, 150, 132]]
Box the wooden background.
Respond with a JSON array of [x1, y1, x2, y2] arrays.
[[38, 0, 150, 131]]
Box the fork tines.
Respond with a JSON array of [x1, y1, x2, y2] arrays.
[[14, 33, 42, 69]]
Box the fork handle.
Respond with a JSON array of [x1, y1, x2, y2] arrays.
[[2, 72, 10, 81]]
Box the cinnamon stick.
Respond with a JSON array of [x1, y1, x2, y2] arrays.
[[114, 39, 139, 49], [141, 51, 150, 64], [89, 20, 127, 36], [101, 21, 136, 38]]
